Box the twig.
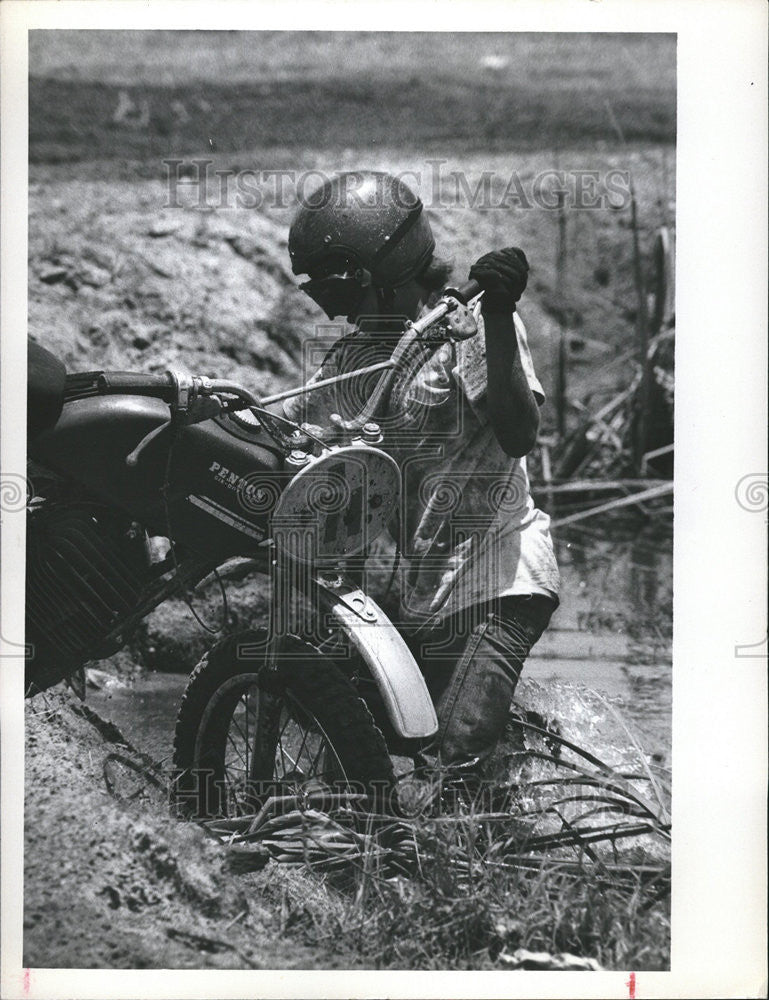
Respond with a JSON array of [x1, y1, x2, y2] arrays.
[[550, 482, 673, 527]]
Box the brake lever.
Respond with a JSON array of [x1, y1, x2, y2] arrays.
[[126, 394, 224, 467], [126, 419, 172, 467]]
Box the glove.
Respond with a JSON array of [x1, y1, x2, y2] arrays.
[[468, 247, 529, 313]]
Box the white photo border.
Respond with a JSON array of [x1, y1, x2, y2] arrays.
[[2, 1, 767, 998]]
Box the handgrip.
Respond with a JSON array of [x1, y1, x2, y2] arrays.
[[97, 371, 174, 399], [443, 279, 482, 305]]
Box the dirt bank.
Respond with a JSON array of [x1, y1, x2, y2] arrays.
[[24, 690, 363, 969], [29, 143, 674, 423], [24, 678, 670, 971]]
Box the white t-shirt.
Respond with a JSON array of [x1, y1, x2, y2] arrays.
[[284, 308, 560, 623]]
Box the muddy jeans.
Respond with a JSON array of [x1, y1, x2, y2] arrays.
[[407, 594, 558, 769]]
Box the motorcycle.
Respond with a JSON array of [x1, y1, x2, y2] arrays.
[[25, 279, 482, 817]]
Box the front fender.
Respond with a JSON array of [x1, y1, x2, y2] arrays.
[[314, 576, 438, 741]]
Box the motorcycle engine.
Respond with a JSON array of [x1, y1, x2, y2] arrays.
[[25, 501, 153, 696]]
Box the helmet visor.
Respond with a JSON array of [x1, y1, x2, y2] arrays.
[[299, 269, 371, 321]]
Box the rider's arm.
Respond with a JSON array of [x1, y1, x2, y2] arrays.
[[482, 310, 540, 458], [467, 246, 541, 458]]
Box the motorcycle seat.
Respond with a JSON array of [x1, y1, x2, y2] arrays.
[[28, 340, 66, 440]]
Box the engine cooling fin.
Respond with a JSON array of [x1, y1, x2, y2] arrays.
[[25, 504, 150, 695]]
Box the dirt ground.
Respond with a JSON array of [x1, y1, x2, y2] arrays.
[[28, 145, 675, 460], [24, 689, 366, 969]]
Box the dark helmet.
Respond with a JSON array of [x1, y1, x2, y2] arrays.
[[288, 171, 435, 319]]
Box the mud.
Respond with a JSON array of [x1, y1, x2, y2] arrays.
[[24, 691, 360, 969]]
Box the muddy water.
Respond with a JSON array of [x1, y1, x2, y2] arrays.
[[525, 519, 672, 768], [89, 519, 673, 771], [88, 671, 189, 768]]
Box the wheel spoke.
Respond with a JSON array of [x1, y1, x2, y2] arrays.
[[178, 656, 388, 822], [309, 742, 331, 779], [276, 708, 294, 745], [277, 739, 304, 777], [226, 730, 247, 770], [293, 721, 311, 771], [225, 691, 261, 781], [230, 708, 249, 749], [244, 689, 250, 776]]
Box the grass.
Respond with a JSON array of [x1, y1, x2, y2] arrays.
[[198, 708, 671, 970], [29, 31, 675, 163], [330, 853, 670, 969], [263, 854, 668, 970], [30, 30, 676, 90], [233, 807, 671, 970]]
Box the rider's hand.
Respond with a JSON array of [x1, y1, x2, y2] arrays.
[[469, 247, 529, 314]]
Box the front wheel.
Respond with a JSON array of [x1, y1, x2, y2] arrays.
[[172, 630, 395, 819]]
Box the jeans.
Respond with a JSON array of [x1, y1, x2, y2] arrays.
[[406, 594, 558, 769]]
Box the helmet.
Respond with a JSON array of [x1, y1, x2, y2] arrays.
[[288, 171, 435, 319]]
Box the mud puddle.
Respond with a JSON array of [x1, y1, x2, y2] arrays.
[[88, 520, 673, 772]]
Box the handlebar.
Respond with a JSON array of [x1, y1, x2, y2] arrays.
[[445, 279, 482, 305], [99, 371, 264, 407], [408, 279, 481, 337], [97, 371, 175, 399], [114, 278, 486, 463]]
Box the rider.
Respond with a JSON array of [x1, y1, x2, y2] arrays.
[[285, 170, 560, 780]]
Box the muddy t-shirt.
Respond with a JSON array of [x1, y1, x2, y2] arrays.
[[284, 308, 560, 624]]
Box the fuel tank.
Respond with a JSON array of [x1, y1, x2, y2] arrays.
[[30, 395, 285, 558]]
